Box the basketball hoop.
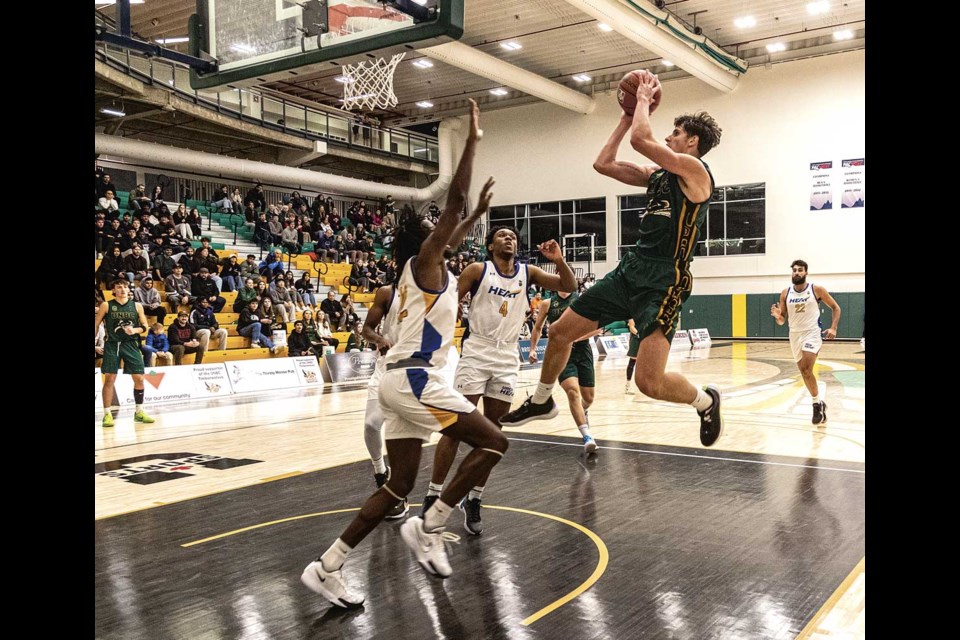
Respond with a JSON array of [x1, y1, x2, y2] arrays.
[[340, 52, 405, 111]]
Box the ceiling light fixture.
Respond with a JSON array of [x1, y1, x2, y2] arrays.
[[95, 1, 144, 5], [832, 29, 854, 41], [100, 107, 126, 117], [766, 42, 786, 53], [416, 101, 434, 108], [156, 37, 189, 45], [597, 23, 614, 32], [500, 42, 522, 51], [661, 60, 674, 67], [572, 74, 591, 82], [734, 16, 757, 29], [334, 75, 353, 83], [807, 1, 830, 15], [489, 88, 509, 96], [412, 59, 434, 69]]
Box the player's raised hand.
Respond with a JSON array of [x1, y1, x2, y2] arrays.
[[467, 98, 482, 141], [538, 239, 563, 262]]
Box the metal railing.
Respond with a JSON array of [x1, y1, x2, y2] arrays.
[[95, 23, 439, 165]]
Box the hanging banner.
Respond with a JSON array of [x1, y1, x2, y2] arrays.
[[809, 161, 833, 210], [841, 158, 864, 208]]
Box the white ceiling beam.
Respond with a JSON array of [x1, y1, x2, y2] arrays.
[[421, 41, 596, 115], [562, 0, 744, 93]]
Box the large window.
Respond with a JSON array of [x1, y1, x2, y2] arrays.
[[618, 183, 766, 258], [489, 197, 607, 262]]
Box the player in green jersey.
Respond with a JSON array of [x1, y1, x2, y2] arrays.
[[95, 279, 155, 427]]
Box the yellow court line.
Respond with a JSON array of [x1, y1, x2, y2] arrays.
[[796, 556, 864, 639], [181, 504, 609, 627]]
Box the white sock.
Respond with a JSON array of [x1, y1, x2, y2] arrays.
[[423, 499, 453, 532], [468, 486, 484, 501], [135, 404, 143, 413], [578, 424, 592, 439], [532, 382, 555, 404], [690, 388, 713, 412], [320, 537, 352, 572], [812, 395, 821, 404], [371, 457, 387, 474], [426, 482, 443, 497]]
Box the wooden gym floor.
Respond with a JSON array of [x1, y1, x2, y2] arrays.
[[95, 340, 865, 639]]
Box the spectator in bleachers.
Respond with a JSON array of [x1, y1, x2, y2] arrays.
[[447, 257, 460, 276], [364, 258, 384, 291], [191, 267, 226, 312], [381, 205, 396, 231], [231, 187, 244, 210], [123, 244, 149, 283], [360, 234, 376, 260], [259, 249, 285, 283], [163, 262, 192, 309], [253, 212, 271, 248], [129, 184, 152, 212], [315, 229, 339, 263], [295, 272, 318, 309], [97, 173, 117, 200], [186, 208, 203, 238], [168, 311, 205, 365], [212, 185, 233, 212], [219, 255, 242, 293], [329, 208, 342, 234], [172, 204, 192, 239], [346, 322, 374, 352], [427, 199, 440, 221], [134, 277, 167, 325], [243, 201, 258, 224], [199, 237, 219, 262], [192, 247, 223, 291], [151, 185, 164, 206], [376, 254, 390, 275], [304, 308, 339, 352], [258, 296, 281, 340], [290, 190, 305, 211], [118, 212, 132, 233], [98, 190, 120, 215], [237, 254, 259, 283], [370, 208, 383, 235], [153, 212, 175, 238], [142, 322, 173, 367], [348, 260, 369, 293], [343, 234, 363, 264], [97, 245, 124, 288], [255, 279, 270, 301], [152, 245, 178, 283], [287, 320, 315, 358], [270, 278, 296, 324], [245, 184, 266, 213], [233, 277, 259, 313], [282, 271, 306, 312], [281, 221, 301, 254], [267, 214, 284, 247], [320, 289, 345, 331], [237, 298, 277, 352], [341, 295, 360, 332], [190, 297, 228, 351], [95, 218, 109, 258]]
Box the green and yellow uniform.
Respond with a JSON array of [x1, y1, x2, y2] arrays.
[[101, 298, 146, 375], [549, 293, 596, 387], [571, 161, 713, 342]]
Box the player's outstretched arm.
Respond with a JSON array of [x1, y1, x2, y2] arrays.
[[816, 285, 841, 339], [362, 285, 393, 352], [528, 240, 577, 293], [593, 113, 659, 187], [527, 298, 552, 363]]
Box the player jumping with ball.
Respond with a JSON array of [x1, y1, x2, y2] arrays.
[[500, 70, 726, 448]]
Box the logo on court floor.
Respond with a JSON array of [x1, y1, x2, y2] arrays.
[[94, 452, 262, 485]]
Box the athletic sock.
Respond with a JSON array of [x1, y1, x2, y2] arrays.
[[532, 382, 555, 404], [319, 538, 352, 572], [133, 388, 145, 410], [423, 499, 453, 532], [578, 424, 592, 439], [426, 482, 443, 497], [812, 395, 821, 405], [371, 456, 387, 474], [626, 359, 636, 380], [691, 387, 713, 412], [468, 486, 484, 501]]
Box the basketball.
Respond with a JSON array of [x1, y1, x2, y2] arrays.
[[617, 70, 662, 116]]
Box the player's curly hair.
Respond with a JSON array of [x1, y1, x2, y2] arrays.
[[791, 259, 809, 271], [393, 204, 430, 279], [674, 112, 722, 157], [485, 225, 520, 251]]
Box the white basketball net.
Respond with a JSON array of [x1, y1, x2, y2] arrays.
[[340, 53, 405, 111]]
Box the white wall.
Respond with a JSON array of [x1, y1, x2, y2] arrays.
[[473, 50, 865, 295]]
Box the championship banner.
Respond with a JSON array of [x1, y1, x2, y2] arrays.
[[517, 338, 548, 364], [226, 358, 301, 393], [841, 158, 864, 208], [104, 363, 234, 406], [320, 350, 379, 384], [671, 329, 692, 350], [809, 160, 833, 210], [688, 328, 712, 348], [293, 356, 324, 386]]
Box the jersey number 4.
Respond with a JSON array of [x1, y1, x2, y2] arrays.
[[498, 301, 508, 317]]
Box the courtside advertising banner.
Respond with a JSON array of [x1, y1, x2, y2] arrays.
[[103, 363, 234, 406], [671, 330, 692, 350], [293, 356, 324, 386], [321, 350, 379, 383], [226, 358, 301, 393], [517, 338, 548, 363], [689, 328, 712, 348], [598, 335, 628, 357], [96, 368, 102, 406]]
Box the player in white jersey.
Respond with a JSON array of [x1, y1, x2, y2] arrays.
[[302, 101, 509, 609], [419, 226, 576, 535], [770, 259, 842, 425]]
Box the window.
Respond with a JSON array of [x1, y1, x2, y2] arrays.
[[485, 197, 607, 262], [618, 182, 766, 258]]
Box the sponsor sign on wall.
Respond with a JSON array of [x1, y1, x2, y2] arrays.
[[597, 335, 628, 357], [293, 356, 324, 386], [517, 338, 549, 364], [321, 350, 380, 383], [107, 363, 235, 406], [671, 330, 692, 350], [226, 358, 301, 393], [688, 328, 712, 348]]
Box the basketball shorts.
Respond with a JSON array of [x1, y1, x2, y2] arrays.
[[380, 367, 477, 441], [790, 328, 823, 362], [627, 332, 641, 358], [559, 341, 596, 387], [570, 251, 691, 342], [454, 336, 520, 403], [100, 340, 145, 375]]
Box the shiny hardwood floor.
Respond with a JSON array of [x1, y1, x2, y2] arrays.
[[95, 340, 865, 639]]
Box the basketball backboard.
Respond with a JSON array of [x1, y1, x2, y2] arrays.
[[189, 0, 463, 91]]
